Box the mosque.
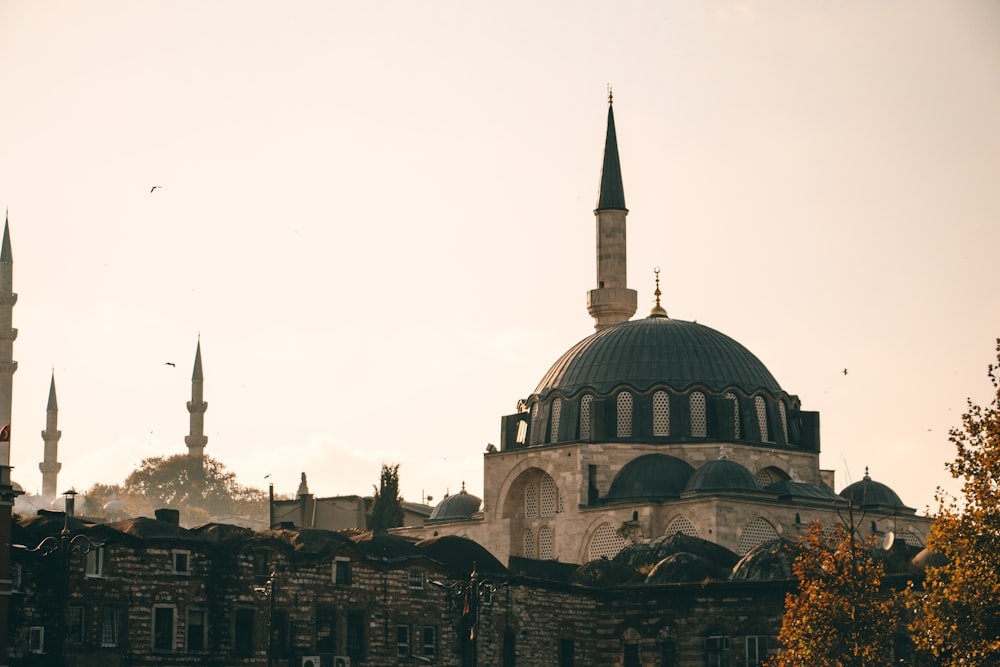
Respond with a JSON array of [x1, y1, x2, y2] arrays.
[[398, 97, 932, 565]]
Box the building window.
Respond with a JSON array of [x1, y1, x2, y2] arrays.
[[523, 528, 535, 558], [515, 419, 528, 444], [550, 397, 562, 443], [653, 391, 670, 436], [153, 606, 176, 652], [346, 610, 365, 659], [172, 550, 190, 574], [690, 392, 707, 437], [665, 514, 698, 538], [580, 394, 593, 440], [272, 610, 289, 657], [778, 401, 789, 442], [316, 607, 336, 653], [588, 522, 628, 561], [421, 626, 437, 658], [333, 557, 352, 585], [525, 483, 538, 518], [234, 609, 255, 657], [396, 625, 411, 657], [29, 627, 44, 654], [538, 526, 554, 560], [85, 546, 106, 577], [745, 631, 769, 667], [540, 475, 557, 517], [187, 609, 207, 652], [623, 628, 641, 667], [754, 468, 775, 488], [705, 634, 731, 667], [616, 391, 633, 437], [659, 627, 678, 667], [559, 637, 575, 667], [101, 607, 123, 648], [408, 569, 425, 589], [67, 606, 85, 645], [529, 403, 541, 444], [725, 392, 741, 439], [739, 517, 779, 555], [755, 396, 769, 442], [11, 563, 22, 590]]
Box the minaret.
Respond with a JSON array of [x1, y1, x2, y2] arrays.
[[184, 340, 208, 459], [0, 213, 18, 667], [39, 372, 62, 498], [587, 91, 637, 330]]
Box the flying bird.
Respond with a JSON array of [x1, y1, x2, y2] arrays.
[[842, 368, 848, 375], [150, 186, 161, 193], [164, 362, 175, 367]]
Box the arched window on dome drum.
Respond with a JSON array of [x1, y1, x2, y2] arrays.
[[738, 517, 778, 555], [665, 515, 698, 538], [617, 391, 633, 438], [580, 394, 593, 440], [515, 420, 527, 445], [549, 398, 562, 443], [753, 469, 775, 488], [653, 391, 670, 436], [779, 401, 789, 443], [529, 403, 541, 445], [523, 528, 535, 558], [524, 484, 538, 519], [690, 392, 707, 437], [588, 522, 628, 561], [725, 392, 741, 439], [755, 396, 769, 442], [540, 475, 557, 517], [538, 526, 553, 560]]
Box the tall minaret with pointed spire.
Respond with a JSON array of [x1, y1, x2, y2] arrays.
[[39, 372, 62, 498], [587, 92, 637, 330], [184, 340, 208, 459], [0, 216, 17, 466]]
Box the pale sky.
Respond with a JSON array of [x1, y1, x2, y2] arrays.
[[1, 1, 998, 515]]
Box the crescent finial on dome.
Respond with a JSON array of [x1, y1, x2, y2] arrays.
[[649, 267, 669, 318]]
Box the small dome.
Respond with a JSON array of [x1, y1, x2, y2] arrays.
[[684, 458, 759, 494], [606, 454, 695, 501], [614, 532, 739, 575], [646, 552, 716, 583], [731, 538, 799, 581], [839, 469, 911, 511], [569, 558, 643, 587], [534, 317, 782, 398], [428, 487, 482, 522]]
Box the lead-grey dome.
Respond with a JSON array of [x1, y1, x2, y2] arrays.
[[428, 488, 482, 522], [839, 471, 913, 513], [534, 316, 781, 398], [684, 459, 760, 494], [606, 454, 695, 501]]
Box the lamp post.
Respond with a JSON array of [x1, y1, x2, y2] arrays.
[[15, 499, 105, 667], [432, 563, 506, 667], [253, 569, 276, 667]]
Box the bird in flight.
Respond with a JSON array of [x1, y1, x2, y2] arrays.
[[150, 186, 161, 193], [842, 368, 848, 375], [164, 362, 175, 367]]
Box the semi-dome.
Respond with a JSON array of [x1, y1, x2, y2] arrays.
[[606, 454, 695, 501], [684, 458, 760, 494], [427, 487, 482, 522], [534, 316, 782, 398], [839, 469, 912, 512]]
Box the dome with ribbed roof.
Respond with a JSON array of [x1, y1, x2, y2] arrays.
[[606, 454, 695, 501], [534, 316, 781, 399], [427, 487, 482, 522], [839, 469, 913, 513], [684, 458, 760, 494]]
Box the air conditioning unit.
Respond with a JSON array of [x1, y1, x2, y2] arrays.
[[301, 656, 321, 667], [333, 657, 350, 667]]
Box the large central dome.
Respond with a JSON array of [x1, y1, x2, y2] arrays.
[[534, 316, 782, 398]]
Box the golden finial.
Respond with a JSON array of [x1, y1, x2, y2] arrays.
[[650, 267, 668, 318], [607, 84, 613, 106]]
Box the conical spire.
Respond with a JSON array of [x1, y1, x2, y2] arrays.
[[596, 93, 626, 212], [1, 213, 11, 263], [185, 338, 207, 459], [40, 370, 62, 498], [192, 339, 203, 381], [47, 371, 57, 411]]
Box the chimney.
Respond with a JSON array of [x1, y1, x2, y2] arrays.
[[155, 508, 180, 525]]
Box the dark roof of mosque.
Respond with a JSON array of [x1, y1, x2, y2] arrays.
[[606, 454, 695, 501], [684, 459, 760, 494], [839, 471, 913, 512], [428, 488, 482, 522], [533, 317, 782, 399]]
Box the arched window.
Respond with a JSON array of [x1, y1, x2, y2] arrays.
[[738, 517, 779, 555], [665, 515, 699, 538], [529, 403, 541, 444], [540, 475, 557, 517], [653, 391, 670, 436], [754, 468, 775, 488], [580, 394, 593, 440], [779, 401, 789, 443], [523, 528, 535, 558], [549, 398, 562, 443], [755, 396, 769, 442], [617, 391, 633, 438], [744, 625, 770, 667], [705, 629, 731, 667], [725, 392, 741, 439], [690, 392, 707, 437], [515, 419, 527, 445], [538, 526, 553, 560], [588, 522, 628, 561], [659, 627, 679, 667], [524, 484, 538, 519], [623, 628, 641, 667]]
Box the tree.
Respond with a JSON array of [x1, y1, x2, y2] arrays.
[[85, 454, 266, 526], [769, 519, 899, 666], [908, 340, 1000, 665], [367, 463, 403, 532]]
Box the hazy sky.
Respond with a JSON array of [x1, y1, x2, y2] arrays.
[[1, 1, 998, 515]]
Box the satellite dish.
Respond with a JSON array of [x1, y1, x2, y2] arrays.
[[882, 531, 895, 550]]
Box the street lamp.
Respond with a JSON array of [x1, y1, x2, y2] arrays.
[[432, 563, 506, 667], [15, 502, 105, 667], [253, 568, 277, 667]]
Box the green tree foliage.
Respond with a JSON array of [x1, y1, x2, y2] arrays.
[[85, 454, 266, 526], [769, 520, 899, 667], [367, 463, 403, 532], [908, 340, 1000, 665]]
